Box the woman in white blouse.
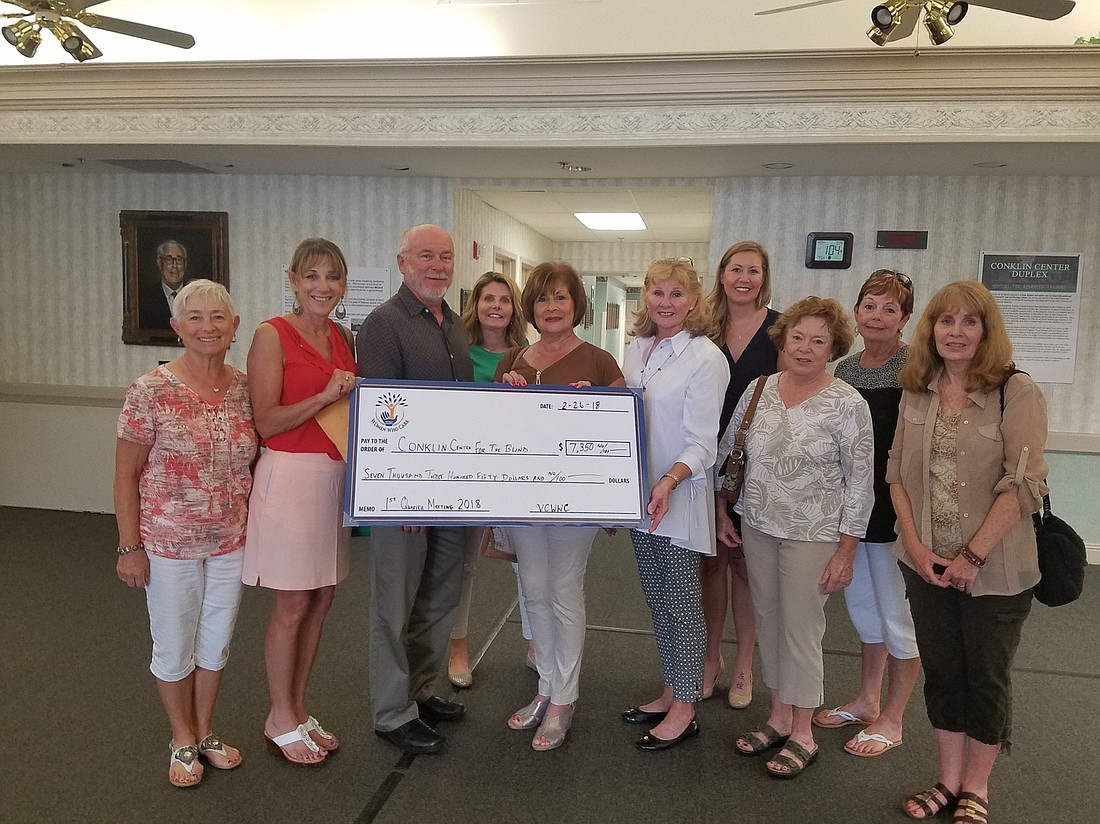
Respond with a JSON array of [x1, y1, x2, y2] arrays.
[[717, 296, 874, 778], [621, 258, 729, 750]]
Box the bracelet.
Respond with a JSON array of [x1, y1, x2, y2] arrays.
[[660, 472, 681, 489], [117, 543, 144, 556], [959, 546, 986, 568]]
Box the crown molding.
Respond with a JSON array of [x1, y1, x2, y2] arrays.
[[2, 101, 1097, 148], [0, 48, 1097, 148], [1, 48, 1097, 107]]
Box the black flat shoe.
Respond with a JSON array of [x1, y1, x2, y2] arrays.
[[417, 695, 466, 724], [635, 719, 699, 751], [375, 719, 445, 754], [621, 706, 669, 724]]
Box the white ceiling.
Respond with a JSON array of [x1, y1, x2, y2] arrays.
[[471, 186, 715, 242], [0, 0, 1096, 64]]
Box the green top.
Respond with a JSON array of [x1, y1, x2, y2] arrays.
[[469, 343, 508, 383]]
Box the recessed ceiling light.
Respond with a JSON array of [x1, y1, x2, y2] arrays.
[[559, 161, 592, 172], [574, 212, 646, 231], [762, 162, 795, 170], [973, 161, 1008, 168]]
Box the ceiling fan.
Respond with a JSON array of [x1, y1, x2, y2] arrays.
[[756, 0, 1076, 46], [1, 1, 195, 61]]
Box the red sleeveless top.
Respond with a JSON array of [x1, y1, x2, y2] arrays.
[[263, 315, 355, 460]]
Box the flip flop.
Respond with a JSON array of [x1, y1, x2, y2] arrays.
[[844, 729, 903, 757], [812, 706, 871, 729]]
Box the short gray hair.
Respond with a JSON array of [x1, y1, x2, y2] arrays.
[[157, 239, 188, 260], [172, 279, 234, 323]]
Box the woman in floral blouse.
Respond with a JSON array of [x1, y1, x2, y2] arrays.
[[115, 279, 258, 788], [716, 296, 874, 779]]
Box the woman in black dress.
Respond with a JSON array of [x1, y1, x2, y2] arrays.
[[701, 241, 783, 709]]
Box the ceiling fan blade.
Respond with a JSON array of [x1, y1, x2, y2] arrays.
[[64, 1, 113, 11], [967, 0, 1075, 20], [755, 0, 850, 16], [77, 12, 195, 48], [886, 4, 920, 41]]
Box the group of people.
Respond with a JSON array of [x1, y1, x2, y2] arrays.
[[114, 227, 1049, 824]]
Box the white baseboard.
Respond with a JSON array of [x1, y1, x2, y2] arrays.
[[1087, 545, 1100, 566]]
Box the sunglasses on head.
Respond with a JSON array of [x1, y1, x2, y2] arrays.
[[870, 269, 912, 291]]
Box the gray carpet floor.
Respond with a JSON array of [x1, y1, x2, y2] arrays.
[[2, 505, 1096, 824]]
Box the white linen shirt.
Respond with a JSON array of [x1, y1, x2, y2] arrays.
[[624, 330, 730, 554], [717, 373, 875, 543]]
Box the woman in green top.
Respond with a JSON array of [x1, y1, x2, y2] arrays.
[[447, 273, 529, 687]]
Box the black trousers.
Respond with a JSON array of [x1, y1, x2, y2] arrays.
[[900, 562, 1032, 747]]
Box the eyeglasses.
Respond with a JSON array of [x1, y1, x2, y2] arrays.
[[159, 255, 186, 266], [870, 269, 912, 291]]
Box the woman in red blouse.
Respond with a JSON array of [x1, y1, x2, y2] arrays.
[[243, 238, 357, 765]]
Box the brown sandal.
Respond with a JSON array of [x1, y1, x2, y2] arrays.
[[734, 723, 788, 756], [765, 740, 818, 778], [903, 783, 958, 820], [953, 792, 989, 824]]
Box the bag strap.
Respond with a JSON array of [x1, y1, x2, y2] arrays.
[[730, 376, 767, 458], [998, 366, 1052, 515]]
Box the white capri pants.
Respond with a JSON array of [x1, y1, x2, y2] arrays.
[[842, 541, 919, 660], [145, 549, 245, 682]]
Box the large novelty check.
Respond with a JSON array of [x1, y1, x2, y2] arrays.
[[345, 381, 648, 526]]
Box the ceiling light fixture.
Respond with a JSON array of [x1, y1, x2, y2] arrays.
[[973, 161, 1008, 168], [2, 19, 42, 58], [574, 213, 646, 231], [762, 162, 795, 170], [559, 162, 592, 173], [922, 1, 968, 46], [867, 0, 909, 46], [45, 20, 102, 61]]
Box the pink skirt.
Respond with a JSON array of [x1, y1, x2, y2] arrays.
[[242, 449, 350, 590]]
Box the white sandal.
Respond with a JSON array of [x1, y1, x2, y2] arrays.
[[168, 743, 202, 788], [265, 724, 325, 765], [198, 733, 242, 769], [304, 716, 339, 751]]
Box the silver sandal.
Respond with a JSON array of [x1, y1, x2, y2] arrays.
[[168, 743, 202, 788], [198, 733, 241, 769], [508, 696, 550, 730]]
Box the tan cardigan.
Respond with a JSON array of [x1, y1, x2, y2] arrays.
[[886, 371, 1049, 596]]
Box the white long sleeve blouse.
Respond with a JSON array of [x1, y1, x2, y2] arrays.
[[717, 373, 875, 543], [624, 330, 730, 554]]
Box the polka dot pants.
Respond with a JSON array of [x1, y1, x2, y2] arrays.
[[630, 529, 705, 703]]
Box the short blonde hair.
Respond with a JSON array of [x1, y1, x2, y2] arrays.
[[631, 258, 710, 338], [172, 279, 235, 323], [899, 280, 1013, 394], [462, 272, 528, 349], [769, 296, 854, 361]]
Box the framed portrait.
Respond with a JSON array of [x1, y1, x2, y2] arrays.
[[120, 210, 230, 345]]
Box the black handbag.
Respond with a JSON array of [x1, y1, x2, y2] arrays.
[[1032, 494, 1087, 607], [999, 370, 1086, 607]]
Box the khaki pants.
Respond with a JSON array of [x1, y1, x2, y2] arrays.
[[741, 523, 837, 709]]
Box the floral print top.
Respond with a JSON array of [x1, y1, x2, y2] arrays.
[[117, 366, 259, 560], [718, 373, 875, 543]]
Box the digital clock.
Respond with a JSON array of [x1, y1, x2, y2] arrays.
[[805, 232, 854, 269]]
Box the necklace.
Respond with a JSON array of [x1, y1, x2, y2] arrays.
[[639, 344, 676, 393]]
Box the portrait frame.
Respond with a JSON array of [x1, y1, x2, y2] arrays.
[[120, 210, 230, 345]]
